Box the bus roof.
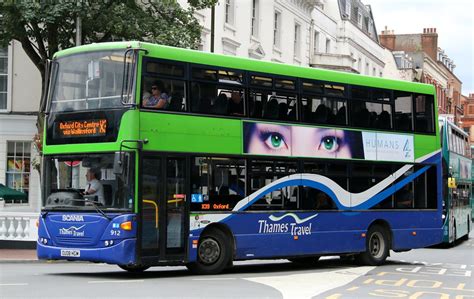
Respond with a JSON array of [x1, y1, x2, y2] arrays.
[[439, 116, 469, 138], [54, 41, 436, 95]]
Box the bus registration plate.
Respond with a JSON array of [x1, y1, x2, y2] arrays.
[[61, 250, 80, 257]]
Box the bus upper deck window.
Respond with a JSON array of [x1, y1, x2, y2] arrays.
[[146, 61, 184, 78]]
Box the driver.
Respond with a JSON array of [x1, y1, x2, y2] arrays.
[[83, 168, 105, 205]]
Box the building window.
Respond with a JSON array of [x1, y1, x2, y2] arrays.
[[358, 58, 362, 73], [251, 0, 259, 38], [372, 67, 376, 76], [6, 141, 31, 203], [345, 0, 351, 17], [357, 11, 362, 28], [325, 38, 331, 53], [225, 0, 235, 26], [0, 47, 7, 110], [273, 11, 281, 48], [313, 31, 320, 53], [294, 23, 301, 58], [468, 105, 474, 115]]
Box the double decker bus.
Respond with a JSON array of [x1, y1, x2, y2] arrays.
[[439, 117, 472, 244], [472, 145, 474, 221], [38, 42, 443, 273]]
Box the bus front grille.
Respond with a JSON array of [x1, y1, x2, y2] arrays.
[[56, 237, 95, 245]]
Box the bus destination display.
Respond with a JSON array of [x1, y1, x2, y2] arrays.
[[57, 119, 107, 138]]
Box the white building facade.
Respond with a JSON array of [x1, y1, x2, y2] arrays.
[[310, 0, 385, 76], [0, 40, 42, 243], [183, 0, 319, 66], [184, 0, 387, 77]]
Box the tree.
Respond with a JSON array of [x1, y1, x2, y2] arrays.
[[0, 0, 217, 97], [0, 0, 216, 165]]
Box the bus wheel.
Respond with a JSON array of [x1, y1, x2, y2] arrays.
[[118, 264, 150, 273], [186, 229, 231, 275], [356, 225, 389, 266], [288, 256, 320, 265]]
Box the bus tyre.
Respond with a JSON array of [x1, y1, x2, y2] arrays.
[[186, 229, 231, 275], [356, 225, 389, 266], [118, 264, 150, 273]]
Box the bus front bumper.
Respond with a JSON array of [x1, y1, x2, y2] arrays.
[[37, 238, 136, 265]]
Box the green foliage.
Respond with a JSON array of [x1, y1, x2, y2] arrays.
[[0, 0, 216, 75], [0, 0, 216, 167]]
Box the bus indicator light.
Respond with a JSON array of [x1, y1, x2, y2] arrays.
[[412, 231, 417, 236], [294, 236, 298, 240], [361, 233, 366, 238], [120, 221, 132, 231]]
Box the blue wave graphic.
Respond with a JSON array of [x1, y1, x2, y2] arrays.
[[269, 213, 318, 224], [236, 152, 440, 211]]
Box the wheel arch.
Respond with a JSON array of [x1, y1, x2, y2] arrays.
[[367, 219, 393, 249]]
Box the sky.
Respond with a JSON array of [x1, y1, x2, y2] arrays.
[[365, 0, 474, 95]]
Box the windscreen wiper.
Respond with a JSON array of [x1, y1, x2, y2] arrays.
[[66, 198, 112, 221], [90, 201, 112, 221]]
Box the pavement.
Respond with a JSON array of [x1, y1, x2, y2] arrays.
[[0, 249, 38, 262]]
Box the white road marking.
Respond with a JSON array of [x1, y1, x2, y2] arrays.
[[0, 283, 29, 286], [193, 277, 237, 281], [243, 266, 375, 299], [88, 279, 144, 284]]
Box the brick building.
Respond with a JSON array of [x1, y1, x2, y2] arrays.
[[460, 93, 474, 143], [379, 28, 463, 125]]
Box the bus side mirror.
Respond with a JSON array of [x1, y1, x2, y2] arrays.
[[40, 59, 52, 113], [113, 152, 125, 175], [448, 177, 456, 189]]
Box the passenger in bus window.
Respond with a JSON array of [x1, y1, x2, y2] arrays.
[[83, 168, 105, 205], [143, 81, 169, 109], [395, 184, 413, 208], [314, 192, 333, 210], [229, 91, 244, 115]]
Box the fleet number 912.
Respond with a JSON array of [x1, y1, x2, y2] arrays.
[[110, 230, 121, 236]]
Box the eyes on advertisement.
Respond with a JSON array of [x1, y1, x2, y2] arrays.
[[243, 122, 414, 162]]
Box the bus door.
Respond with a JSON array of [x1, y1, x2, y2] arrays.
[[141, 156, 186, 261]]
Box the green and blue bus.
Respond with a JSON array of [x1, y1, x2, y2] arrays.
[[439, 117, 472, 244], [472, 145, 474, 221], [38, 42, 443, 273]]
